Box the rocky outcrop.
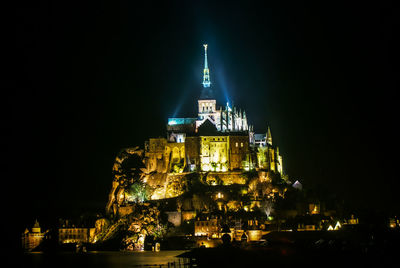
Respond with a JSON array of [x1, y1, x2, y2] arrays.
[[106, 147, 289, 218], [106, 147, 144, 215], [122, 203, 167, 251]]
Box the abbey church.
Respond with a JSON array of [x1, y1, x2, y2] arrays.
[[144, 44, 283, 176]]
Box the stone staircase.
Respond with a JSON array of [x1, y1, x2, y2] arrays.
[[97, 218, 127, 242]]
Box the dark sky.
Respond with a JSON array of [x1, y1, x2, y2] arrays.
[[11, 1, 399, 229]]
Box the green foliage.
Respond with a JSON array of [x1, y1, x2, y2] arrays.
[[171, 161, 184, 173], [127, 182, 149, 203], [149, 223, 168, 239]]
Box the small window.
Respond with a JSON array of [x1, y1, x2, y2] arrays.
[[235, 142, 238, 147], [241, 142, 243, 147]]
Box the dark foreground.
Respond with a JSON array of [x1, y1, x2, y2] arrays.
[[20, 228, 400, 267], [21, 250, 187, 268], [187, 228, 400, 267]]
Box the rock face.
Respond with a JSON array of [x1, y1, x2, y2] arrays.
[[106, 147, 145, 215], [122, 203, 166, 251], [106, 146, 288, 217]]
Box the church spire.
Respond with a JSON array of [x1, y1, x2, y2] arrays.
[[202, 44, 211, 88]]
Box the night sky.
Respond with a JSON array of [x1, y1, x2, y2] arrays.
[[12, 1, 398, 230]]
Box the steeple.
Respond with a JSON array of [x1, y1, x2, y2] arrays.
[[32, 219, 41, 233], [202, 44, 211, 88]]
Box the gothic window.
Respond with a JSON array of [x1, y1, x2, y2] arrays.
[[236, 142, 238, 147]]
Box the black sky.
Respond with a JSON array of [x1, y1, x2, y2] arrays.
[[11, 1, 399, 230]]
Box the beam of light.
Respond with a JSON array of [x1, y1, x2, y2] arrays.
[[215, 67, 231, 105], [171, 103, 181, 118]]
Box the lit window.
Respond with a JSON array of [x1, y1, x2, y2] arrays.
[[241, 142, 243, 147], [236, 142, 238, 147]]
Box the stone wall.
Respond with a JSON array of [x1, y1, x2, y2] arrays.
[[229, 136, 249, 170], [205, 172, 247, 185]]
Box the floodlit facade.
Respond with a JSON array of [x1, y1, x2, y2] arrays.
[[21, 220, 46, 251], [195, 217, 221, 237], [59, 228, 94, 244], [58, 219, 95, 244]]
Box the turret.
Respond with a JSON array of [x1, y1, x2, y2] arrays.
[[243, 110, 248, 130], [266, 126, 272, 146]]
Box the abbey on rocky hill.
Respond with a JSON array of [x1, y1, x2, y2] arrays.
[[106, 45, 286, 216]]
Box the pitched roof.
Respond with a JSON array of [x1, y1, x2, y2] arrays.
[[197, 118, 219, 135]]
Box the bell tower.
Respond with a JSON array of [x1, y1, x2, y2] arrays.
[[197, 44, 219, 130]]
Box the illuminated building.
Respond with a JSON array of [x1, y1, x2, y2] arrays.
[[194, 216, 221, 237], [346, 214, 359, 225], [21, 220, 46, 251], [156, 45, 284, 174], [389, 217, 399, 228], [58, 227, 94, 244], [58, 219, 95, 244], [155, 45, 283, 175], [168, 44, 249, 134], [195, 45, 248, 132], [309, 203, 320, 215]]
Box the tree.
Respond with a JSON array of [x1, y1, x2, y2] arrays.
[[127, 182, 149, 203]]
